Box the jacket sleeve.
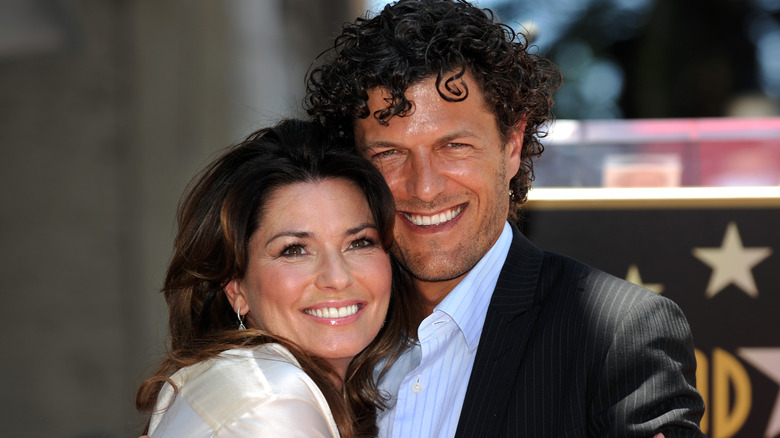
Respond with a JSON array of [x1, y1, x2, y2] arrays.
[[589, 292, 705, 437]]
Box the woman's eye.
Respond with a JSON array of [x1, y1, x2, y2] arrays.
[[281, 245, 306, 256], [349, 238, 376, 249]]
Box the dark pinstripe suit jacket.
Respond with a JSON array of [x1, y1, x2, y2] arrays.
[[455, 225, 705, 437]]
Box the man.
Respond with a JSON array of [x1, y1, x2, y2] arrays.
[[306, 0, 705, 437]]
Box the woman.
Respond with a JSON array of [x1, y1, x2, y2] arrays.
[[136, 119, 422, 437]]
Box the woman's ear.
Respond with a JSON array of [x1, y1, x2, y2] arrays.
[[224, 279, 249, 314]]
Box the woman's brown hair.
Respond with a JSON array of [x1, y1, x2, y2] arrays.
[[136, 119, 423, 437]]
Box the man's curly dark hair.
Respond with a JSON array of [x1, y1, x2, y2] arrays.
[[305, 0, 561, 219]]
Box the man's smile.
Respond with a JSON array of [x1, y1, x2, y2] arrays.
[[401, 205, 464, 227]]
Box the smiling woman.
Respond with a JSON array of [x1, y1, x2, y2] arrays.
[[135, 119, 423, 438], [225, 178, 394, 378]]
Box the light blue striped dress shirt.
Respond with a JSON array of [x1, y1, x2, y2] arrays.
[[376, 222, 513, 438]]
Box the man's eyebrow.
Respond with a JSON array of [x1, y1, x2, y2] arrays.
[[438, 130, 480, 143], [360, 130, 480, 151], [360, 140, 398, 151]]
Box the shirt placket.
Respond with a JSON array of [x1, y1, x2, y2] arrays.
[[394, 313, 457, 437]]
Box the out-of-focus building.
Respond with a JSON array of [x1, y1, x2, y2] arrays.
[[0, 1, 358, 436]]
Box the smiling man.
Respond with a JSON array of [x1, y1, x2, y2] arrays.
[[355, 72, 523, 310], [306, 1, 705, 437]]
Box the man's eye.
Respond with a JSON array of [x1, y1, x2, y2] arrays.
[[281, 245, 306, 256], [375, 149, 396, 158]]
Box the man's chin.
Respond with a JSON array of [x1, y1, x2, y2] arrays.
[[403, 256, 474, 283]]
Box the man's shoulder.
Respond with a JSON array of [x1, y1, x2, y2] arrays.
[[541, 249, 654, 292], [499, 247, 687, 348], [512, 248, 671, 313], [500, 227, 672, 311]]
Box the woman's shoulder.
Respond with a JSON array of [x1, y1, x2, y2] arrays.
[[182, 344, 315, 401], [150, 344, 339, 436], [153, 344, 338, 436]]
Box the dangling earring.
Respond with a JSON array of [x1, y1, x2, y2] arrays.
[[237, 306, 246, 330], [509, 189, 515, 201]]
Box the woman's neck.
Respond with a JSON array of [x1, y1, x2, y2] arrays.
[[327, 358, 351, 389]]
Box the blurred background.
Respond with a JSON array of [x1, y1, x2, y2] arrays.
[[0, 0, 778, 436]]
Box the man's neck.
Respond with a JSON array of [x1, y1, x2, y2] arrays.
[[415, 274, 467, 316]]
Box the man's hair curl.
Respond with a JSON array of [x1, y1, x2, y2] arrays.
[[306, 0, 561, 219]]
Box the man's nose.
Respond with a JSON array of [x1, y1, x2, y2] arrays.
[[405, 153, 446, 202]]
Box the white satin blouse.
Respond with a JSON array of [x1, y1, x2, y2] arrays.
[[149, 343, 340, 437]]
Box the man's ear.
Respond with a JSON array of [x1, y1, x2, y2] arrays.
[[224, 279, 249, 314], [506, 119, 526, 179]]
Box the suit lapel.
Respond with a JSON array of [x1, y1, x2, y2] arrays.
[[455, 225, 544, 438]]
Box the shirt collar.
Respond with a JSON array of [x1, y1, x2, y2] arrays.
[[433, 222, 513, 352]]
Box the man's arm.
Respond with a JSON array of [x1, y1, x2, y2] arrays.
[[590, 292, 705, 437]]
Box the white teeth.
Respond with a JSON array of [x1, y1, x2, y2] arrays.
[[305, 304, 359, 319], [405, 206, 462, 226]]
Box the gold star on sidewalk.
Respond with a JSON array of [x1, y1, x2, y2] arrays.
[[692, 222, 772, 298], [625, 264, 664, 294]]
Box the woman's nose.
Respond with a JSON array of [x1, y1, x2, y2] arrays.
[[313, 251, 353, 290]]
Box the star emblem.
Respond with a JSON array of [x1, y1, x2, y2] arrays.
[[625, 264, 664, 294], [738, 348, 780, 438], [692, 222, 772, 298]]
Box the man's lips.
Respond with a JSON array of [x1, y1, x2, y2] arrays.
[[401, 205, 464, 226]]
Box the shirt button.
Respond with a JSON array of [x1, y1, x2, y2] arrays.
[[412, 381, 423, 393]]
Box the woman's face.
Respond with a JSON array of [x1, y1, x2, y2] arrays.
[[226, 178, 392, 377]]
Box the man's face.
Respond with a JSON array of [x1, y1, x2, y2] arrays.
[[354, 73, 523, 301]]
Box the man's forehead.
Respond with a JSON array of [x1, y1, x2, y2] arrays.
[[357, 78, 492, 135], [363, 77, 439, 105], [365, 72, 489, 113]]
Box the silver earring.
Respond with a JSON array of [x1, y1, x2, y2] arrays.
[[237, 306, 246, 330], [509, 189, 514, 200]]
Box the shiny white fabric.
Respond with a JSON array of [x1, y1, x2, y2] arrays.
[[149, 343, 340, 438], [376, 223, 512, 438]]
